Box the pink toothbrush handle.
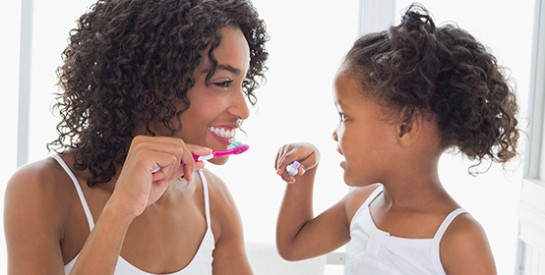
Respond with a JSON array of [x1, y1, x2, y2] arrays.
[[153, 144, 249, 173]]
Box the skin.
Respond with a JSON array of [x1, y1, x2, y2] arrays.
[[4, 26, 253, 275], [274, 68, 497, 274]]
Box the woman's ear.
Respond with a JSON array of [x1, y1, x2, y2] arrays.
[[398, 110, 422, 146]]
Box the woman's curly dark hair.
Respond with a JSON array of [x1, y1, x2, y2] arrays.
[[47, 0, 269, 186], [343, 3, 519, 173]]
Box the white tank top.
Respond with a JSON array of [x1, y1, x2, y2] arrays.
[[344, 185, 466, 275], [52, 155, 215, 275]]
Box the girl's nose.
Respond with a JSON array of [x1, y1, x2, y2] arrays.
[[332, 130, 338, 141]]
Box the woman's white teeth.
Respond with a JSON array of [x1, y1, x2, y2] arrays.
[[209, 127, 236, 139]]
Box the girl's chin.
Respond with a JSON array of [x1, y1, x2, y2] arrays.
[[343, 171, 365, 187]]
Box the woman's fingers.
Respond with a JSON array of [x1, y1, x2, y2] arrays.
[[148, 139, 213, 182]]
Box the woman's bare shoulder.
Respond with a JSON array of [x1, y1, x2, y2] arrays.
[[5, 156, 78, 224], [4, 156, 83, 272], [197, 168, 232, 201], [197, 168, 241, 233]]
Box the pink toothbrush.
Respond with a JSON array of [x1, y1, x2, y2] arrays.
[[193, 141, 249, 161], [151, 142, 249, 173]]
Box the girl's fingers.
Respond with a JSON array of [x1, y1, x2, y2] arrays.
[[275, 144, 318, 182], [275, 146, 288, 169]]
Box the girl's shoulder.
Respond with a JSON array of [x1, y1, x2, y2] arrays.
[[342, 183, 383, 223], [439, 211, 496, 274]]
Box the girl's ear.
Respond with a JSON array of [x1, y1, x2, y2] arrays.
[[398, 109, 422, 146]]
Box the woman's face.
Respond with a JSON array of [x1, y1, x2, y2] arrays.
[[180, 26, 251, 165]]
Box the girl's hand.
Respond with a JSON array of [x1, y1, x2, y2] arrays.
[[275, 143, 320, 184], [107, 135, 212, 221]]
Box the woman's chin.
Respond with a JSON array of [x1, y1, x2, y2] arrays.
[[208, 156, 229, 165]]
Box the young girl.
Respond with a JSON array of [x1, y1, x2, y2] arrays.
[[274, 4, 518, 275]]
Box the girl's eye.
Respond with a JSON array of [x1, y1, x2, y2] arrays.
[[339, 112, 348, 122], [214, 79, 233, 88]]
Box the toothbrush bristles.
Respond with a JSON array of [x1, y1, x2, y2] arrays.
[[227, 141, 242, 150]]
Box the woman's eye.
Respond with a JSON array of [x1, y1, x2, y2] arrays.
[[214, 79, 233, 88]]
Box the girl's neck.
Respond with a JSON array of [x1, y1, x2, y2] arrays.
[[377, 164, 454, 210]]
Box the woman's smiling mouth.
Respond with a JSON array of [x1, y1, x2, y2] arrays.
[[208, 126, 237, 145]]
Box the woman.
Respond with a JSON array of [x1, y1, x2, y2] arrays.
[[4, 0, 268, 274]]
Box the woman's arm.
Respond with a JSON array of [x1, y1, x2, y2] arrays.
[[205, 170, 253, 275], [4, 136, 206, 275], [70, 136, 205, 274]]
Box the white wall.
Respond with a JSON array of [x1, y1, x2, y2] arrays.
[[0, 0, 22, 270]]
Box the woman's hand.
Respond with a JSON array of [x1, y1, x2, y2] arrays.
[[274, 142, 320, 184], [108, 135, 212, 221]]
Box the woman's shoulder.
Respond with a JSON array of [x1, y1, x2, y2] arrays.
[[7, 155, 73, 191], [197, 168, 232, 199], [5, 155, 79, 219], [197, 168, 243, 240]]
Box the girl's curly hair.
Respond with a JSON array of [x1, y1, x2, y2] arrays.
[[343, 3, 519, 173], [48, 0, 269, 186]]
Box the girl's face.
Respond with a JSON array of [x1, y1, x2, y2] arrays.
[[332, 69, 401, 186], [180, 26, 251, 165]]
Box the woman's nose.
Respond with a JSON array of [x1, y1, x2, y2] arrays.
[[231, 89, 250, 120], [332, 130, 338, 141]]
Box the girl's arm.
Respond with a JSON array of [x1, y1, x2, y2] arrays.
[[274, 143, 352, 261]]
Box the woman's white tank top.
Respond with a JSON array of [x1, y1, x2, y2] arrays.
[[52, 155, 214, 275]]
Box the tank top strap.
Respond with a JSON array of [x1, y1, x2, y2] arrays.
[[431, 208, 467, 274], [350, 185, 384, 225], [433, 208, 467, 240], [364, 185, 384, 207], [51, 154, 95, 231], [197, 169, 211, 227]]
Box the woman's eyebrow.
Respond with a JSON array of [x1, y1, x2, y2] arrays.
[[217, 64, 241, 75]]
